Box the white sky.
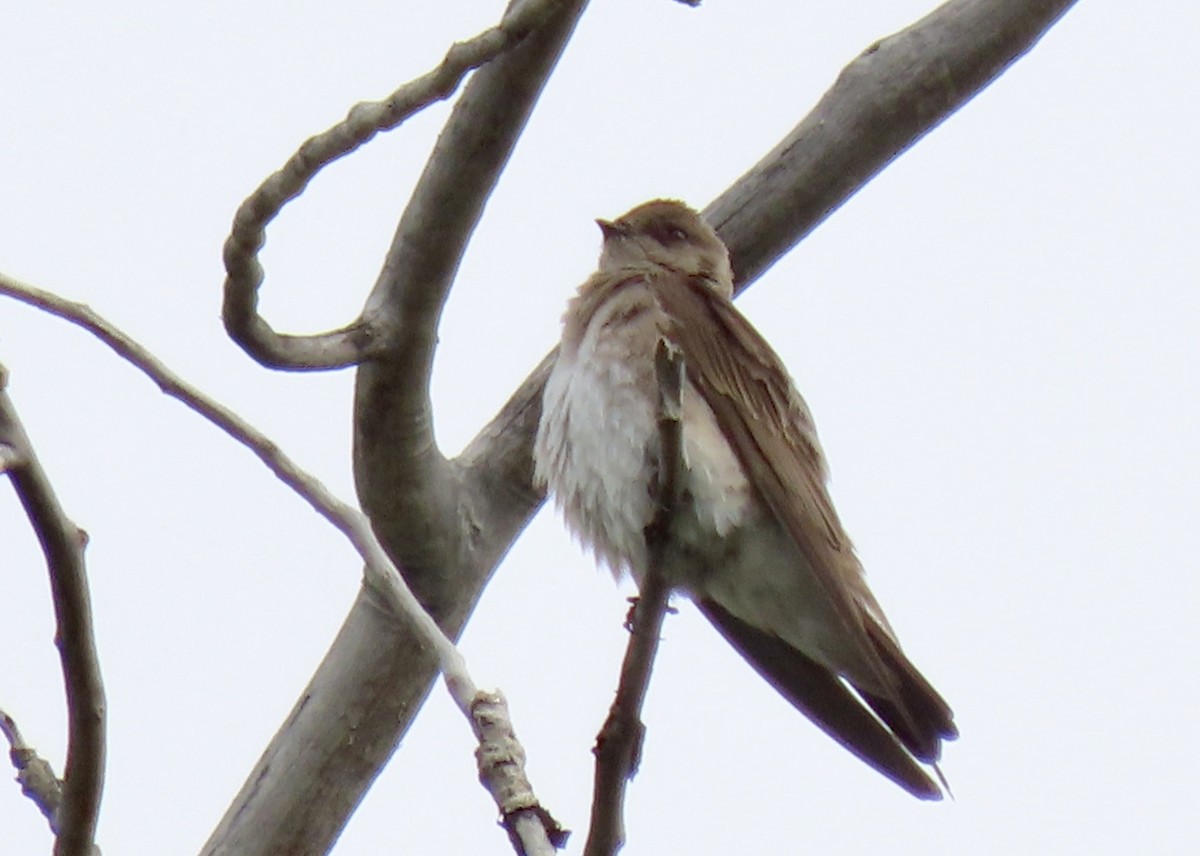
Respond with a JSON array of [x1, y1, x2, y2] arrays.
[[2, 1, 1198, 853]]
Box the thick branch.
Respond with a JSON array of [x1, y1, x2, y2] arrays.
[[457, 0, 1080, 529], [204, 3, 590, 854], [0, 363, 105, 856], [708, 0, 1079, 288], [353, 0, 588, 613], [221, 0, 570, 370]]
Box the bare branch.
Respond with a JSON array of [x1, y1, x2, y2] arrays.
[[707, 0, 1080, 290], [1, 708, 64, 835], [2, 271, 571, 851], [0, 271, 492, 696], [473, 691, 569, 854], [221, 0, 570, 370], [583, 342, 683, 856], [0, 0, 1076, 851], [0, 362, 104, 856], [203, 3, 591, 851], [353, 0, 588, 593]]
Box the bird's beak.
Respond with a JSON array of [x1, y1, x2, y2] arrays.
[[596, 218, 626, 240]]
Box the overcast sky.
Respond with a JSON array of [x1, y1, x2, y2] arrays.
[[2, 1, 1198, 853]]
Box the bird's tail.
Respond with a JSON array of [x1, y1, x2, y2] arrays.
[[698, 599, 955, 800]]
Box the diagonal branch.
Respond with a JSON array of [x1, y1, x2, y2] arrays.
[[0, 361, 105, 856], [707, 0, 1080, 289], [210, 2, 1080, 852], [0, 273, 566, 852], [0, 276, 475, 700], [457, 0, 1081, 538], [221, 0, 571, 370]]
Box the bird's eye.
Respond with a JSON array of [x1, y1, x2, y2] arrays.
[[650, 224, 690, 245]]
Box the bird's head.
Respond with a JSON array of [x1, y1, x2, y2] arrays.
[[596, 199, 733, 296]]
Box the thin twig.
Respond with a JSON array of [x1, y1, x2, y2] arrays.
[[0, 271, 474, 702], [0, 271, 563, 852], [221, 0, 567, 370], [583, 341, 685, 856], [0, 365, 104, 856], [1, 708, 64, 835]]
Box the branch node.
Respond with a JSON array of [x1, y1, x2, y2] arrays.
[[1, 709, 64, 831], [472, 691, 569, 853]]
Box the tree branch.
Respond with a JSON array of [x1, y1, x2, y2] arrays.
[[473, 691, 569, 854], [583, 342, 684, 856], [221, 0, 571, 370], [0, 274, 569, 850], [0, 273, 480, 685], [0, 0, 1076, 852], [0, 362, 105, 856], [202, 2, 592, 852], [708, 0, 1080, 288], [352, 0, 588, 608], [1, 708, 62, 827]]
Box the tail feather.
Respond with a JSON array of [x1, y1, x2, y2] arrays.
[[858, 617, 957, 763], [698, 599, 953, 800]]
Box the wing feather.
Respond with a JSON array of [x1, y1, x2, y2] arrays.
[[650, 273, 955, 760], [649, 274, 891, 678]]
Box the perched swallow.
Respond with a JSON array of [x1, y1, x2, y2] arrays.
[[534, 199, 956, 798]]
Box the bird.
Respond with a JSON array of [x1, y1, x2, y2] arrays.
[[533, 198, 957, 799]]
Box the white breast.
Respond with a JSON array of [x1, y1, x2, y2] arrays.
[[534, 289, 752, 580]]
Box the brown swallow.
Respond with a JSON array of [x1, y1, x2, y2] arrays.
[[534, 199, 956, 798]]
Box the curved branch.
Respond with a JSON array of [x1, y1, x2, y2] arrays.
[[221, 0, 570, 370], [204, 3, 591, 852], [0, 362, 105, 856], [352, 0, 588, 618]]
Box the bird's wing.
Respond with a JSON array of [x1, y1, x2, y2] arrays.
[[650, 272, 955, 764], [697, 598, 943, 799], [649, 273, 891, 675]]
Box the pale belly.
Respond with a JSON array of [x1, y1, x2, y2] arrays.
[[534, 339, 754, 584], [534, 342, 868, 678]]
